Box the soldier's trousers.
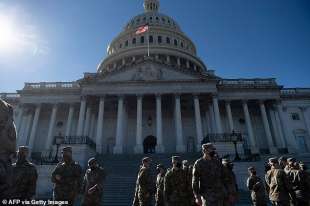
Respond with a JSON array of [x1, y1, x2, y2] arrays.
[[82, 194, 102, 206], [201, 197, 223, 206], [271, 201, 290, 206]]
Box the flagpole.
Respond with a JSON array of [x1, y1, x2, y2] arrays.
[[147, 25, 150, 57]]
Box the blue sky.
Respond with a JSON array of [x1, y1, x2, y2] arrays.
[[0, 0, 309, 92]]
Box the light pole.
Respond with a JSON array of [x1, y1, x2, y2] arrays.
[[53, 133, 64, 163], [231, 130, 241, 161]]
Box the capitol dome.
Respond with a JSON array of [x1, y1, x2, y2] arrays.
[[97, 0, 209, 77]]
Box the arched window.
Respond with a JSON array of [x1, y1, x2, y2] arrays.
[[174, 39, 178, 46], [119, 43, 122, 48], [158, 36, 162, 44], [166, 37, 170, 44], [149, 35, 153, 44], [181, 42, 184, 48], [156, 16, 159, 21], [125, 40, 128, 47], [140, 36, 145, 44]]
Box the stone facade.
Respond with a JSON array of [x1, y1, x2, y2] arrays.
[[1, 0, 310, 165]]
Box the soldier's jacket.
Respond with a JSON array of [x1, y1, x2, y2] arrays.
[[133, 166, 153, 206], [223, 166, 238, 196], [164, 167, 188, 205], [81, 166, 106, 206], [192, 157, 226, 201], [0, 157, 13, 199], [155, 173, 165, 206], [51, 160, 82, 200], [0, 99, 16, 156], [247, 175, 267, 204], [288, 169, 309, 201], [11, 159, 38, 199], [265, 168, 293, 202]]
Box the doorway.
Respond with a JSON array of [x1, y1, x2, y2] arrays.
[[143, 135, 157, 154]]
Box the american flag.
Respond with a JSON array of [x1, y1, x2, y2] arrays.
[[135, 25, 149, 35]]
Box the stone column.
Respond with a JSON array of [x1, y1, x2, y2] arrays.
[[177, 58, 181, 67], [225, 101, 234, 132], [212, 95, 223, 134], [156, 94, 165, 153], [45, 104, 58, 150], [175, 94, 185, 153], [28, 104, 41, 151], [259, 101, 277, 154], [276, 103, 296, 153], [96, 97, 105, 153], [273, 109, 287, 149], [300, 107, 310, 136], [242, 101, 259, 153], [194, 95, 203, 151], [19, 112, 33, 146], [76, 97, 87, 136], [134, 95, 143, 154], [208, 104, 215, 133], [65, 104, 75, 137], [114, 96, 124, 154], [83, 106, 92, 136], [16, 105, 24, 133]]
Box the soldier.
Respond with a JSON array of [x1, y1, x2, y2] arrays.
[[287, 159, 308, 206], [222, 159, 238, 206], [265, 157, 295, 206], [246, 167, 267, 206], [81, 158, 106, 206], [164, 156, 188, 206], [155, 164, 166, 206], [51, 146, 82, 206], [278, 156, 288, 170], [0, 99, 16, 200], [192, 143, 227, 206], [132, 157, 153, 206], [11, 146, 38, 200], [182, 160, 195, 206]]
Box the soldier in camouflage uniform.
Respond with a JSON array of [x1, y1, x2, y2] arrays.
[[298, 163, 310, 206], [155, 164, 166, 206], [51, 146, 82, 206], [132, 157, 153, 206], [246, 167, 267, 206], [164, 156, 188, 206], [182, 160, 195, 206], [81, 158, 106, 206], [222, 159, 238, 206], [11, 146, 38, 200], [265, 157, 295, 206], [192, 143, 227, 206], [287, 158, 309, 206], [0, 99, 16, 200], [278, 156, 287, 170]]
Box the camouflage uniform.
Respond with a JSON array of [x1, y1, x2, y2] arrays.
[[133, 164, 153, 206], [164, 167, 188, 206], [11, 147, 38, 200], [222, 160, 238, 206], [183, 164, 195, 206], [288, 168, 309, 206], [192, 157, 226, 206], [0, 99, 16, 200], [247, 175, 267, 206], [265, 158, 293, 206], [155, 172, 165, 206], [81, 165, 106, 206], [51, 159, 82, 206]]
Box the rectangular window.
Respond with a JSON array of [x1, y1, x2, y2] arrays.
[[158, 36, 162, 44], [291, 113, 300, 120], [140, 36, 145, 44]]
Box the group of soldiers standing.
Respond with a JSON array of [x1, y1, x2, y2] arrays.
[[247, 156, 310, 206], [133, 143, 239, 206]]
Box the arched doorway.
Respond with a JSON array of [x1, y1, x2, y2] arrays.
[[143, 135, 157, 154]]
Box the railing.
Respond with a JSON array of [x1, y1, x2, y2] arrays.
[[63, 136, 96, 149], [201, 132, 243, 143], [31, 150, 59, 165], [0, 93, 20, 99], [219, 78, 277, 87], [281, 88, 310, 96], [24, 82, 80, 90]]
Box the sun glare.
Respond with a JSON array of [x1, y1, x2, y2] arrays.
[[0, 15, 21, 53]]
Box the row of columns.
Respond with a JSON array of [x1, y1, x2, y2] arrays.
[[16, 94, 310, 155]]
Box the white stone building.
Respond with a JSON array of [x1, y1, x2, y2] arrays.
[[1, 0, 310, 161]]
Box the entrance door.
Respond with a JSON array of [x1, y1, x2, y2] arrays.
[[187, 136, 195, 153], [296, 136, 307, 153], [143, 135, 157, 154]]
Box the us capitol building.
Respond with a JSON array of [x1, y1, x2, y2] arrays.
[[1, 0, 310, 160]]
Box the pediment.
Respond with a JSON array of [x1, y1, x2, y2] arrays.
[[96, 61, 208, 82]]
